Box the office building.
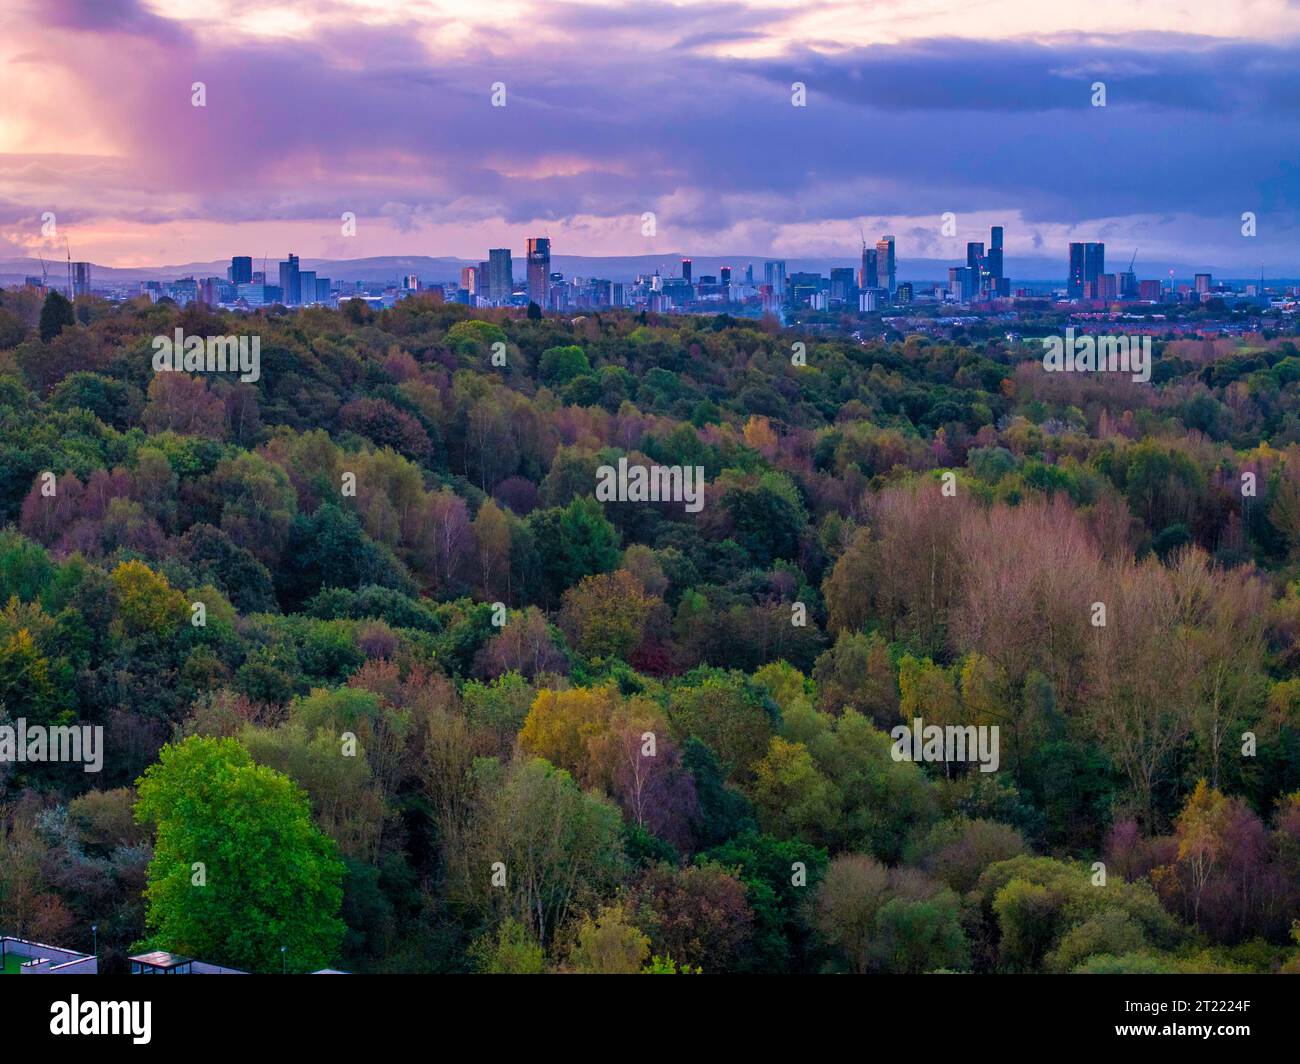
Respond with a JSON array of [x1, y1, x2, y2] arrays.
[[948, 266, 976, 301], [278, 253, 301, 305], [527, 237, 551, 308], [764, 260, 787, 299], [229, 256, 253, 285], [876, 235, 896, 294], [830, 267, 855, 303], [859, 246, 878, 291], [487, 248, 513, 303], [299, 270, 318, 303], [681, 258, 692, 284]]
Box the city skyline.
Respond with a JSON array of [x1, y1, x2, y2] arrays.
[[2, 1, 1300, 270]]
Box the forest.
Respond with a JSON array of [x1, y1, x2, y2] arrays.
[[0, 286, 1298, 974]]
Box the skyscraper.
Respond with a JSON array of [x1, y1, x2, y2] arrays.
[[987, 227, 1004, 294], [460, 266, 479, 294], [229, 256, 253, 285], [681, 258, 692, 284], [488, 248, 513, 304], [278, 253, 301, 305], [876, 235, 896, 294], [527, 238, 551, 309], [720, 265, 731, 295], [71, 262, 92, 298], [1068, 242, 1105, 299], [830, 267, 855, 303], [764, 260, 787, 299], [859, 246, 878, 291], [299, 270, 317, 304]]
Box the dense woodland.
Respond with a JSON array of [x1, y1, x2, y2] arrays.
[[0, 286, 1298, 974]]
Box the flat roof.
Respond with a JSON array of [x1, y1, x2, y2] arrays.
[[129, 951, 193, 969]]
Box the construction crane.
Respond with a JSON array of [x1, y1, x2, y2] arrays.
[[65, 237, 73, 299]]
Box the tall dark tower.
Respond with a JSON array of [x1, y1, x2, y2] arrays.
[[278, 253, 300, 305], [527, 237, 551, 309], [859, 244, 878, 290], [681, 258, 692, 284], [1068, 242, 1105, 298], [987, 227, 1004, 294]]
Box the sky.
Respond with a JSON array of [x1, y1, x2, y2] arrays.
[[1, 0, 1299, 273]]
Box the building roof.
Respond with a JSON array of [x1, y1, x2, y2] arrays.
[[129, 951, 192, 970]]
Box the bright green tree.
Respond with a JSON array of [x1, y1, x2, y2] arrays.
[[134, 735, 346, 973]]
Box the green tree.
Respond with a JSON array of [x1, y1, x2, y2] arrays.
[[566, 902, 650, 973], [38, 290, 74, 343], [134, 735, 346, 973], [527, 497, 621, 604]]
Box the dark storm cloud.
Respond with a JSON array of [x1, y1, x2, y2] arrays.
[[12, 5, 1300, 259]]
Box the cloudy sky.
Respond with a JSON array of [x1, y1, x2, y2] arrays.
[[2, 0, 1299, 272]]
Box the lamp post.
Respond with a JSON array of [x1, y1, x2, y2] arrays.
[[280, 945, 287, 974], [91, 923, 98, 961]]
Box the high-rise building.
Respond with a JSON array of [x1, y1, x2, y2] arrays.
[[299, 270, 318, 303], [876, 235, 896, 294], [527, 237, 551, 308], [1195, 273, 1212, 294], [681, 258, 692, 284], [460, 266, 479, 294], [764, 260, 787, 299], [948, 266, 976, 301], [987, 227, 1004, 293], [859, 247, 878, 290], [966, 242, 986, 294], [278, 253, 301, 305], [1138, 280, 1163, 301], [488, 249, 513, 304], [830, 267, 855, 303], [71, 262, 92, 298], [229, 256, 253, 285], [720, 265, 731, 295], [1095, 273, 1118, 301], [1068, 242, 1105, 299], [896, 282, 914, 305]]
